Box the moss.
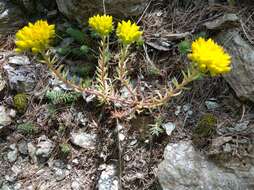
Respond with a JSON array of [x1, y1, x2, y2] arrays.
[[59, 143, 71, 157], [192, 113, 217, 148], [13, 93, 28, 113], [17, 122, 37, 135]]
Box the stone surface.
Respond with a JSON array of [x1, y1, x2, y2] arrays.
[[98, 164, 119, 190], [27, 142, 37, 163], [162, 122, 176, 136], [158, 141, 254, 190], [56, 0, 148, 23], [70, 131, 97, 149], [3, 55, 37, 93], [203, 13, 239, 30], [7, 144, 18, 163], [216, 29, 254, 102], [0, 106, 12, 127], [35, 135, 54, 161], [0, 0, 25, 35], [17, 140, 28, 155]]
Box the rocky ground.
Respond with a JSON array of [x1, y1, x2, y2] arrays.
[[1, 0, 254, 190]]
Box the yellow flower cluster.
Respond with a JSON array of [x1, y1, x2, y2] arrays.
[[15, 20, 55, 54], [88, 14, 113, 37], [188, 37, 231, 76], [116, 20, 143, 45]]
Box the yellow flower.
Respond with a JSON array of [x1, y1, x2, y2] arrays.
[[188, 37, 231, 76], [15, 20, 55, 54], [116, 20, 143, 45], [88, 14, 113, 37]]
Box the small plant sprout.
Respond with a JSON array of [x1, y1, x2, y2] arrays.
[[15, 17, 232, 119]]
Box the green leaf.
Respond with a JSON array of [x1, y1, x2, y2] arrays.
[[66, 27, 85, 43], [178, 40, 191, 54]]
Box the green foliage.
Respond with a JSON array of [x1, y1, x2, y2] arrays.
[[59, 143, 71, 157], [66, 27, 85, 43], [56, 27, 90, 58], [149, 116, 164, 136], [46, 90, 81, 105], [13, 93, 28, 113], [178, 40, 191, 54], [17, 122, 37, 135]]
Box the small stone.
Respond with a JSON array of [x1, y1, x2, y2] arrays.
[[18, 140, 28, 155], [0, 106, 12, 127], [7, 144, 18, 163], [8, 55, 30, 65], [205, 100, 219, 110], [72, 158, 79, 165], [129, 139, 137, 146], [14, 183, 22, 190], [36, 135, 54, 160], [183, 104, 191, 112], [5, 175, 16, 183], [123, 154, 131, 162], [98, 165, 119, 190], [118, 133, 125, 141], [55, 168, 66, 181], [175, 106, 181, 116], [70, 131, 97, 149], [203, 13, 239, 30], [162, 122, 176, 136], [1, 184, 12, 190], [11, 165, 21, 177], [9, 109, 16, 118], [3, 55, 37, 92], [71, 181, 82, 190], [27, 142, 37, 163]]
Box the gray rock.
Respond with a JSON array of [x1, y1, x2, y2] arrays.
[[0, 106, 11, 127], [0, 0, 25, 36], [56, 0, 148, 23], [71, 181, 82, 190], [3, 55, 37, 93], [35, 135, 54, 160], [27, 142, 37, 163], [158, 141, 253, 190], [162, 122, 176, 136], [54, 168, 66, 181], [7, 144, 18, 163], [98, 164, 119, 190], [203, 13, 239, 30], [70, 131, 97, 149], [1, 184, 12, 190], [205, 99, 219, 110], [216, 29, 254, 102], [18, 140, 28, 155]]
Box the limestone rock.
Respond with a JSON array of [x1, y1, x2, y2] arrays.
[[203, 13, 239, 30], [70, 131, 97, 150], [216, 30, 254, 102], [0, 106, 11, 127], [35, 135, 55, 161], [56, 0, 148, 23], [98, 164, 119, 190], [3, 54, 37, 93], [158, 141, 254, 190]]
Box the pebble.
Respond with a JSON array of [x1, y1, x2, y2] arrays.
[[70, 131, 97, 149], [162, 122, 176, 136], [7, 144, 18, 163], [18, 140, 28, 155], [71, 181, 82, 190]]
